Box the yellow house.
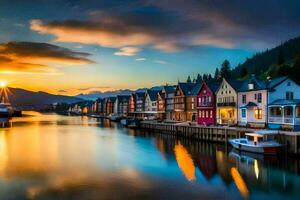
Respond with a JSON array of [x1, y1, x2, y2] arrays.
[[216, 78, 242, 125]]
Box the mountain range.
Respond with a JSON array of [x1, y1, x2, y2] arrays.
[[6, 87, 82, 109]]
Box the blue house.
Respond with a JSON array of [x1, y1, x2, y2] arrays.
[[267, 77, 300, 131]]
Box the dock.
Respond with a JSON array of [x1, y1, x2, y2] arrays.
[[140, 121, 300, 155]]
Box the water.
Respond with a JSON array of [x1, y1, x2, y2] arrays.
[[0, 111, 299, 200]]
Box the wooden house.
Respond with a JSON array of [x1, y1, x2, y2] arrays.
[[267, 77, 300, 131], [197, 81, 219, 126], [216, 79, 242, 125]]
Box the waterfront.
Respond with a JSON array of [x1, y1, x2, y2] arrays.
[[0, 112, 299, 200]]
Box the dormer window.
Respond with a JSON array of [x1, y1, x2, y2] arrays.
[[248, 83, 254, 90]]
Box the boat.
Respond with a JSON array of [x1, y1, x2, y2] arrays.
[[0, 103, 13, 118], [120, 118, 131, 126], [229, 130, 284, 155], [110, 114, 121, 122]]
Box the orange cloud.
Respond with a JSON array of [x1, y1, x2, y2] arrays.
[[0, 41, 94, 74], [114, 47, 140, 56]]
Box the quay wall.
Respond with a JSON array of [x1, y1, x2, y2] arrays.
[[140, 121, 300, 155]]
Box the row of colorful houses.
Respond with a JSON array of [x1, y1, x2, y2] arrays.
[[69, 75, 300, 131]]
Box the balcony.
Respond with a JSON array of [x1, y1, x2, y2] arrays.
[[217, 102, 236, 107]]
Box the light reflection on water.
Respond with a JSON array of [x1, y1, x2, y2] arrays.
[[0, 111, 299, 200]]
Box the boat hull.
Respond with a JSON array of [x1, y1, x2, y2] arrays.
[[229, 139, 282, 155]]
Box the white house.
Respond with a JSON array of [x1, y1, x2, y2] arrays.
[[267, 77, 300, 131], [237, 75, 268, 128], [144, 89, 160, 119]]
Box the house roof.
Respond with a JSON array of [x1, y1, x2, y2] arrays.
[[238, 75, 267, 92], [269, 99, 300, 106], [226, 79, 245, 92], [108, 97, 116, 103], [178, 82, 200, 96], [116, 95, 130, 102], [267, 76, 288, 89], [135, 92, 145, 98], [146, 89, 160, 101], [163, 85, 176, 93], [201, 80, 220, 93]]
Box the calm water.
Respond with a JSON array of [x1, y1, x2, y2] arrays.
[[0, 111, 299, 200]]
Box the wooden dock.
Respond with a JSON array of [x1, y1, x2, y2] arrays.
[[140, 121, 300, 155]]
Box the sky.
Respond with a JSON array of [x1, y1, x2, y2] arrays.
[[0, 0, 300, 95]]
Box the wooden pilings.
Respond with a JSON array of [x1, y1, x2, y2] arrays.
[[140, 121, 243, 143], [140, 121, 300, 154]]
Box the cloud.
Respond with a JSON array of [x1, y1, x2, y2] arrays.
[[114, 47, 140, 56], [58, 89, 67, 93], [30, 1, 300, 51], [154, 60, 169, 65], [136, 58, 146, 61], [0, 41, 94, 74]]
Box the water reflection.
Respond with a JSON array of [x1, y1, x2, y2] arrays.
[[174, 142, 196, 181], [0, 112, 299, 200]]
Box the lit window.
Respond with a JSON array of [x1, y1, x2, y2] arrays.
[[255, 109, 262, 119]]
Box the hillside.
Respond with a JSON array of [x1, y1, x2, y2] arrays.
[[232, 36, 300, 78], [6, 88, 82, 109]]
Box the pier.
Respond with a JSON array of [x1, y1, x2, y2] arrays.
[[140, 121, 300, 155]]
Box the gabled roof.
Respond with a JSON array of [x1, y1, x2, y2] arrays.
[[163, 85, 176, 93], [135, 92, 145, 98], [201, 80, 220, 94], [238, 75, 267, 92], [108, 97, 116, 103], [266, 76, 288, 89], [226, 79, 245, 92], [146, 89, 160, 101], [116, 95, 130, 102], [178, 82, 200, 96]]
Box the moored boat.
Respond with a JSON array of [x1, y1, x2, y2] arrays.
[[0, 103, 13, 118], [229, 130, 284, 155]]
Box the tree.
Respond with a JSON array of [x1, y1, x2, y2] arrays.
[[208, 74, 212, 80], [187, 75, 192, 83], [196, 74, 202, 83], [214, 68, 220, 80], [220, 59, 231, 79], [239, 66, 248, 79], [277, 49, 285, 65], [202, 74, 208, 81], [292, 53, 300, 81]]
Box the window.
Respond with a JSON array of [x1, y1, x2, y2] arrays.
[[284, 106, 293, 117], [208, 96, 211, 103], [296, 106, 300, 118], [286, 92, 294, 100], [254, 94, 257, 100], [206, 111, 208, 118], [198, 97, 201, 104], [241, 109, 246, 118], [255, 109, 262, 119], [287, 82, 291, 86], [210, 110, 213, 118], [257, 93, 262, 103], [242, 95, 246, 104]]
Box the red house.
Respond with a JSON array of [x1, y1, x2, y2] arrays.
[[197, 81, 219, 126]]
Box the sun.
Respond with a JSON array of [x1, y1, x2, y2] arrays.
[[0, 81, 7, 88]]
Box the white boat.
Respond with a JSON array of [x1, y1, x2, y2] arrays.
[[0, 103, 14, 117], [229, 130, 283, 155]]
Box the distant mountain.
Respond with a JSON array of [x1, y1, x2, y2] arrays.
[[76, 86, 163, 100], [232, 36, 300, 78], [7, 87, 82, 109]]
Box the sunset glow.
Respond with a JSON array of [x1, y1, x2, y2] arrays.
[[0, 1, 299, 95]]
